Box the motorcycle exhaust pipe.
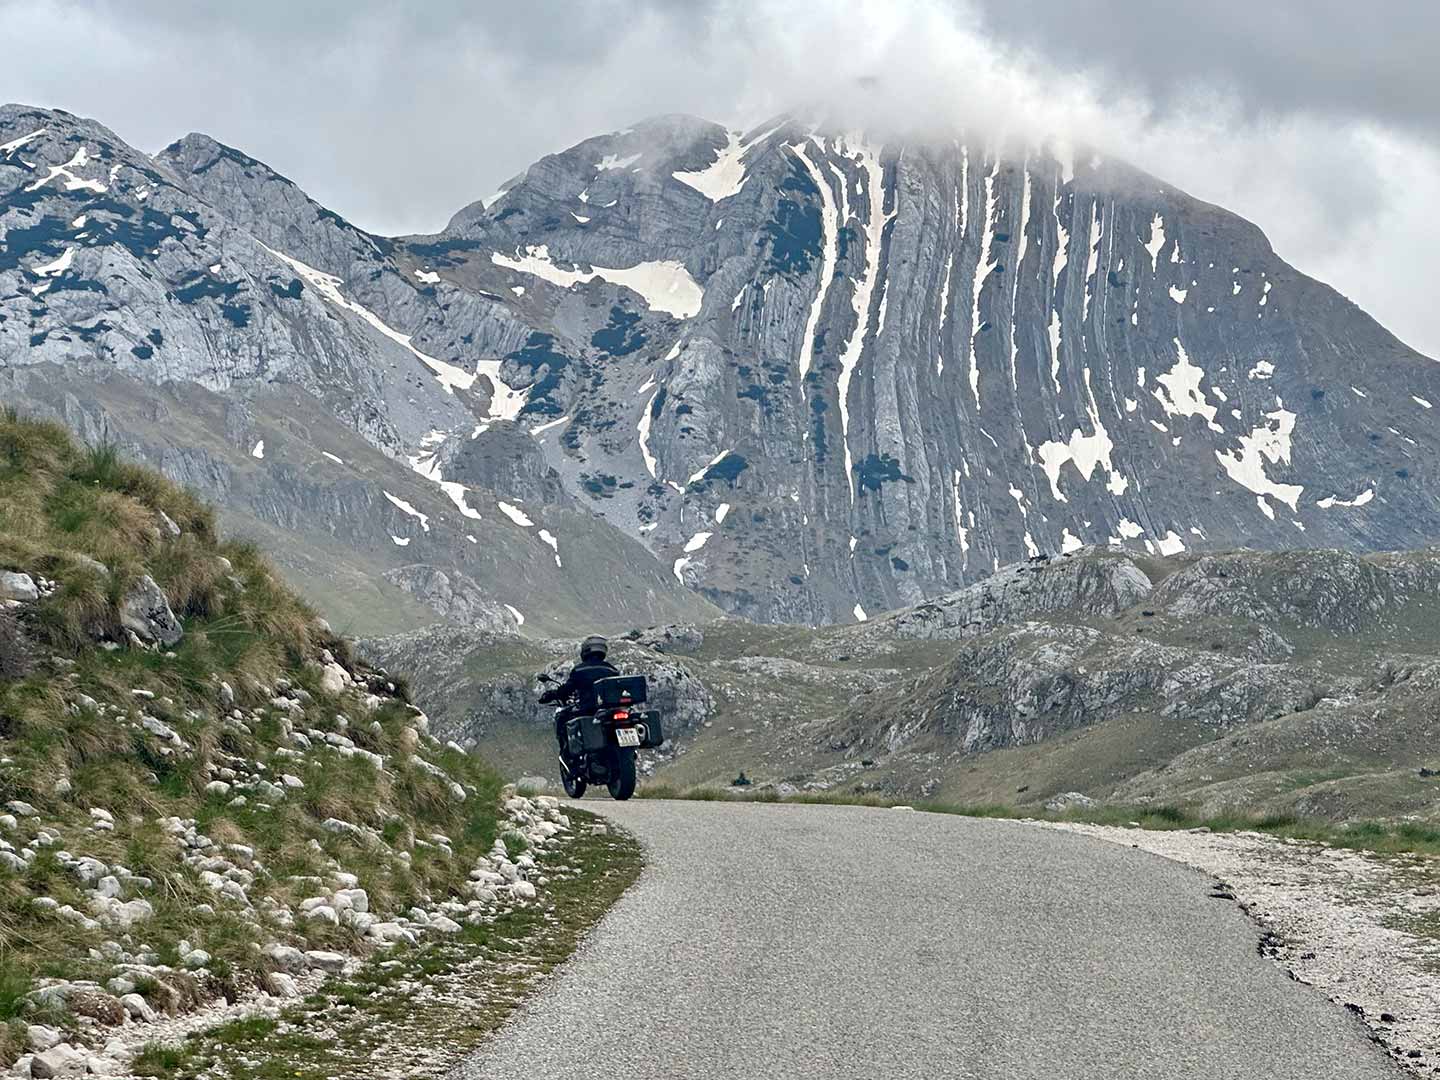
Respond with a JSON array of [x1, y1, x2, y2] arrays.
[[557, 754, 572, 776]]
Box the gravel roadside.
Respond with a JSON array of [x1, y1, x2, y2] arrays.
[[1044, 821, 1440, 1076]]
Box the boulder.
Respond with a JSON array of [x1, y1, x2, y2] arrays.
[[118, 575, 182, 646], [304, 950, 347, 974], [264, 943, 306, 973], [1045, 791, 1098, 813], [119, 993, 156, 1022], [29, 1042, 86, 1077], [26, 1025, 63, 1052], [0, 571, 38, 603]]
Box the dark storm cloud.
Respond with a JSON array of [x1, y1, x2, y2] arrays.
[[1, 0, 1436, 355], [974, 0, 1440, 141]]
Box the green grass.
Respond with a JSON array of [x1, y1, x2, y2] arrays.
[[637, 782, 1440, 857], [0, 412, 510, 1038], [131, 1042, 195, 1077], [175, 809, 642, 1079]]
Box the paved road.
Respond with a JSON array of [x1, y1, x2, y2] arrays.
[[458, 800, 1398, 1079]]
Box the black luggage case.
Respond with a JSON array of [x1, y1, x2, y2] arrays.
[[595, 675, 648, 707]]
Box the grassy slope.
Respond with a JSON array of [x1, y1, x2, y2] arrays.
[[0, 412, 508, 1066]]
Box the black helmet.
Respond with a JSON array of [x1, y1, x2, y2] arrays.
[[580, 635, 608, 661]]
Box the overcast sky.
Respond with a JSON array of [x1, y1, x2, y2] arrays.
[[3, 0, 1437, 358]]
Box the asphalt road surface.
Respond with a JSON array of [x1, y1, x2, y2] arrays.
[[458, 800, 1398, 1079]]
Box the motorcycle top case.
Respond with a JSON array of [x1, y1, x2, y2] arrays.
[[595, 675, 648, 707]]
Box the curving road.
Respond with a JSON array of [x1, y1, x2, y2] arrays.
[[458, 800, 1398, 1079]]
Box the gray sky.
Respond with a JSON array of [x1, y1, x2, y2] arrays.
[[2, 0, 1437, 358]]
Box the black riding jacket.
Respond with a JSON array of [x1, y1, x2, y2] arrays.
[[540, 658, 620, 713]]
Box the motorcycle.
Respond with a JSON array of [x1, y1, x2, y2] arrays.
[[537, 672, 664, 801]]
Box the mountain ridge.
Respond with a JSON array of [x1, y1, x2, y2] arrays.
[[3, 101, 1438, 629]]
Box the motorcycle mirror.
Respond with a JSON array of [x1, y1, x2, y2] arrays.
[[536, 673, 557, 685]]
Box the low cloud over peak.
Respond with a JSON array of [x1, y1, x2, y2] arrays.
[[2, 0, 1436, 355]]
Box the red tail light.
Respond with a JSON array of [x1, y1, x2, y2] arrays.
[[612, 710, 631, 721]]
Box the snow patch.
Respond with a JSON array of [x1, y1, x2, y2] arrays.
[[32, 247, 74, 277], [1215, 406, 1303, 512], [853, 603, 868, 623], [1144, 214, 1166, 272], [413, 269, 440, 285], [503, 604, 525, 627], [595, 152, 641, 171], [1316, 488, 1374, 509], [837, 140, 892, 503], [687, 448, 733, 486], [321, 452, 344, 465], [538, 529, 561, 567], [25, 147, 107, 194], [1036, 368, 1127, 501], [0, 127, 47, 156], [1154, 338, 1220, 428], [497, 501, 534, 528], [1157, 531, 1186, 557], [683, 531, 713, 553], [714, 502, 731, 524], [790, 142, 840, 381], [383, 491, 431, 532], [1414, 395, 1433, 410], [969, 159, 1000, 408], [490, 245, 702, 318], [250, 440, 265, 460], [1248, 360, 1275, 381], [262, 245, 526, 417], [390, 535, 411, 547], [672, 130, 750, 201], [1168, 285, 1188, 304]]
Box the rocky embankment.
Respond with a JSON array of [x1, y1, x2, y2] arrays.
[[0, 415, 571, 1077]]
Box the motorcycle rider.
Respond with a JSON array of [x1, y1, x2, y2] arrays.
[[539, 635, 619, 755]]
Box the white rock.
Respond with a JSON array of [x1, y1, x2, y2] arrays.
[[367, 921, 416, 946], [119, 993, 156, 1022], [510, 881, 537, 901], [181, 948, 211, 969], [0, 571, 38, 603], [27, 1025, 64, 1052], [318, 662, 349, 697], [428, 915, 463, 934], [333, 888, 368, 914], [264, 944, 307, 973], [305, 950, 347, 974], [266, 972, 300, 998], [303, 905, 338, 925], [6, 800, 37, 817], [204, 780, 231, 796], [28, 1042, 86, 1077], [94, 876, 122, 899]]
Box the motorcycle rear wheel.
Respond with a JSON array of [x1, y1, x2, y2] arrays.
[[608, 747, 637, 801]]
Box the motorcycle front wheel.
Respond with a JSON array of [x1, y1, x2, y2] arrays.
[[607, 747, 637, 801]]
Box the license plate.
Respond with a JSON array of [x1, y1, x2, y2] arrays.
[[615, 727, 641, 747]]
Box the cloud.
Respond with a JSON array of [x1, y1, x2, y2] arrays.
[[1, 0, 1436, 357]]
